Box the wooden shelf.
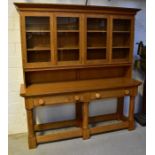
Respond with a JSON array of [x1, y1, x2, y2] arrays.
[[58, 47, 79, 50], [87, 30, 107, 33], [57, 30, 79, 32], [26, 30, 50, 32], [112, 46, 130, 49], [27, 47, 50, 51], [113, 31, 130, 33], [87, 47, 106, 49], [112, 59, 130, 63]]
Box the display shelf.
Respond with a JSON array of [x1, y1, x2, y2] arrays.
[[26, 30, 50, 32], [57, 30, 79, 32], [87, 30, 107, 33], [58, 47, 79, 50], [112, 46, 130, 49], [113, 31, 130, 33], [27, 47, 51, 51], [87, 46, 106, 49]]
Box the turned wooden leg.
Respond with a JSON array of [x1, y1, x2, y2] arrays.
[[76, 102, 82, 127], [82, 102, 90, 139], [128, 96, 135, 130], [116, 97, 124, 120], [26, 109, 37, 149]]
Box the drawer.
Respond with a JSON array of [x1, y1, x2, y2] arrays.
[[32, 88, 132, 107], [89, 89, 131, 100], [33, 93, 89, 107]]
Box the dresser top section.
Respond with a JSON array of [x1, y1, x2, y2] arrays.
[[14, 3, 140, 15]]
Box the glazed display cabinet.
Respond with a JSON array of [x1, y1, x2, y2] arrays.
[[14, 3, 141, 149]]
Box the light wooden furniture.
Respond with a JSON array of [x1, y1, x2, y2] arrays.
[[14, 3, 141, 149]]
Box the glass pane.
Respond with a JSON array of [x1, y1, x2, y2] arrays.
[[57, 32, 79, 49], [113, 33, 130, 47], [113, 19, 131, 31], [25, 16, 51, 63], [87, 33, 106, 47], [87, 18, 107, 30], [112, 48, 129, 60], [58, 50, 79, 61], [26, 32, 50, 49], [57, 16, 80, 62], [87, 49, 106, 60], [57, 17, 79, 30], [27, 50, 51, 62], [87, 18, 107, 61], [26, 17, 50, 31]]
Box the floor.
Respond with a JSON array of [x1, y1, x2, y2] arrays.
[[9, 124, 146, 155]]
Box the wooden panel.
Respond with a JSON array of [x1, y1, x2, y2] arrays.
[[25, 69, 77, 85], [14, 3, 140, 15], [78, 66, 129, 80]]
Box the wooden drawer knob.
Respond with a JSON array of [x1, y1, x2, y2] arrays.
[[38, 99, 45, 106], [75, 96, 80, 101], [125, 90, 130, 95], [95, 93, 101, 99]]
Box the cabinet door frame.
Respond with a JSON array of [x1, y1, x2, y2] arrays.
[[85, 14, 110, 64], [20, 12, 54, 69], [54, 12, 82, 66], [110, 15, 134, 63]]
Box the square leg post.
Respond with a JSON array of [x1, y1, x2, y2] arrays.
[[128, 96, 135, 130], [26, 109, 37, 149], [82, 102, 90, 139], [117, 97, 124, 120], [25, 98, 37, 149], [75, 101, 82, 127]]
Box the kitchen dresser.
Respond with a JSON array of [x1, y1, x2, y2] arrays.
[[14, 3, 141, 149]]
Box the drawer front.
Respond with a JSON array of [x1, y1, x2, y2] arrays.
[[89, 88, 131, 100], [33, 92, 89, 107], [32, 88, 133, 107]]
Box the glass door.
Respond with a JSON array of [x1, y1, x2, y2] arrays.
[[86, 16, 108, 64], [25, 15, 52, 67], [112, 17, 132, 62], [56, 14, 81, 65]]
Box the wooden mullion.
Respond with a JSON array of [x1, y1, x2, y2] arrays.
[[80, 14, 86, 64], [109, 15, 113, 63], [50, 14, 54, 65], [52, 13, 57, 65]]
